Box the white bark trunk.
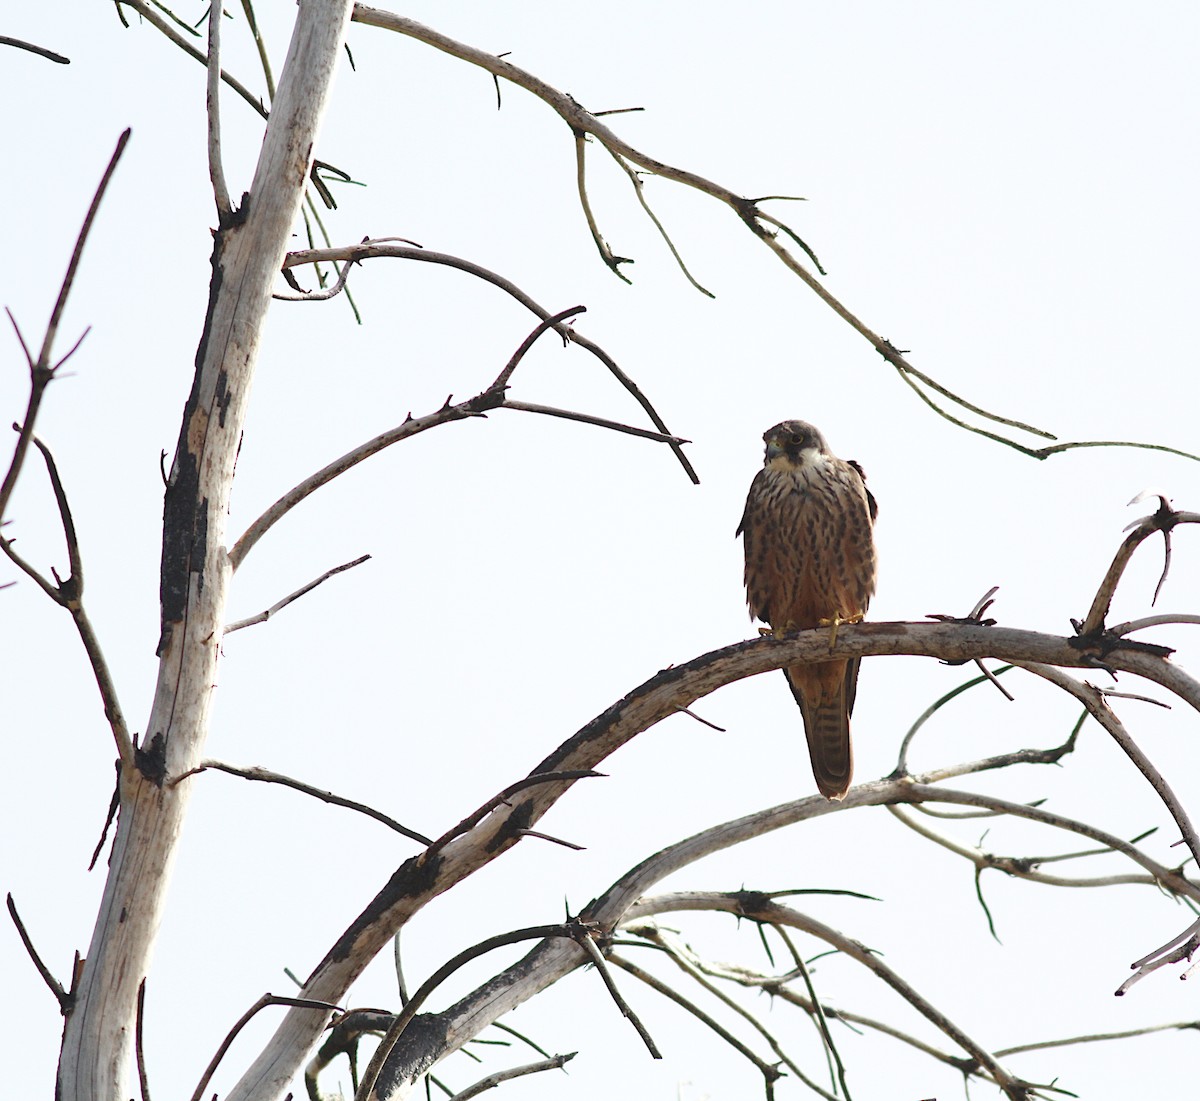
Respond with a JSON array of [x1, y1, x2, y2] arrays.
[[55, 4, 355, 1098]]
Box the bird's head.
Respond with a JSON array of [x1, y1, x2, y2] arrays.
[[762, 420, 829, 469]]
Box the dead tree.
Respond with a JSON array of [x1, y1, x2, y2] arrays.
[[4, 6, 1198, 1101]]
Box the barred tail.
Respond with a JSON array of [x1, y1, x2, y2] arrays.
[[785, 659, 857, 800]]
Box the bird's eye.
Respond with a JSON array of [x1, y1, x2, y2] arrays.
[[790, 434, 804, 445]]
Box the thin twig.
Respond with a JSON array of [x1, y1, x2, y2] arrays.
[[573, 131, 631, 282], [896, 665, 1014, 774], [1016, 663, 1200, 872], [446, 1053, 576, 1101], [601, 146, 714, 297], [117, 0, 268, 117], [6, 893, 70, 1011], [490, 306, 586, 392], [625, 925, 834, 1098], [572, 929, 661, 1058], [189, 995, 344, 1101], [239, 0, 277, 102], [280, 243, 699, 483], [6, 437, 135, 763], [0, 35, 70, 62], [136, 979, 152, 1101], [608, 955, 789, 1096], [996, 1020, 1200, 1057], [224, 553, 371, 633], [355, 923, 593, 1101], [1078, 503, 1199, 634], [0, 129, 128, 523], [430, 770, 606, 850], [499, 400, 690, 444], [206, 2, 232, 216], [175, 760, 434, 846], [353, 10, 1177, 464], [515, 829, 585, 851]]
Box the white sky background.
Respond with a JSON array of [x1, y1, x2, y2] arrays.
[[3, 2, 1199, 1098]]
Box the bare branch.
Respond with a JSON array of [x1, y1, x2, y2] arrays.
[[205, 2, 232, 216], [499, 400, 690, 444], [6, 893, 71, 1011], [239, 0, 277, 103], [573, 930, 661, 1059], [1015, 662, 1200, 870], [621, 927, 833, 1098], [608, 955, 789, 1096], [226, 617, 1200, 1098], [490, 306, 585, 392], [0, 35, 70, 63], [355, 923, 592, 1101], [223, 553, 371, 633], [637, 894, 1034, 1100], [281, 241, 699, 482], [189, 994, 344, 1101], [116, 0, 268, 118], [177, 760, 434, 846], [446, 1053, 577, 1101], [3, 436, 135, 763], [997, 1020, 1200, 1057], [573, 131, 632, 283], [228, 390, 506, 569], [601, 147, 714, 297], [1078, 501, 1200, 634], [1, 129, 128, 524], [135, 979, 151, 1101], [346, 8, 1195, 464]]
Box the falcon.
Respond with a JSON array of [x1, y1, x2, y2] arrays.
[[737, 420, 878, 800]]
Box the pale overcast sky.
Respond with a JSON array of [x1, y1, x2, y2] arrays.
[[3, 3, 1199, 1099]]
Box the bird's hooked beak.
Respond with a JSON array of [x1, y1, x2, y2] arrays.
[[765, 438, 784, 461]]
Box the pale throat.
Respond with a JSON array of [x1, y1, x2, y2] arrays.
[[764, 447, 829, 482]]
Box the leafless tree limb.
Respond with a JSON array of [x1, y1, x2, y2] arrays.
[[601, 146, 714, 297], [205, 2, 231, 216], [0, 35, 70, 63], [347, 8, 1200, 466], [229, 299, 688, 570], [887, 805, 1174, 892], [190, 994, 345, 1101], [279, 242, 699, 483], [176, 760, 434, 846], [355, 922, 596, 1101], [0, 129, 127, 523], [135, 979, 151, 1101], [573, 928, 661, 1059], [1014, 661, 1200, 870], [498, 400, 689, 444], [239, 0, 277, 103], [631, 893, 1036, 1101], [445, 1052, 576, 1101], [115, 0, 268, 117], [573, 131, 632, 283], [6, 893, 71, 1011], [1078, 500, 1199, 634], [1, 436, 134, 763], [226, 610, 1200, 1100], [224, 553, 371, 633], [608, 954, 790, 1099], [620, 927, 832, 1098]]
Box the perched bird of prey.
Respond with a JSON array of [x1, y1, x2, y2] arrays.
[[738, 420, 878, 800]]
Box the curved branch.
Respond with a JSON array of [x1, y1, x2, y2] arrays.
[[226, 619, 1200, 1100], [280, 242, 698, 483], [1078, 504, 1200, 634], [347, 7, 1198, 465]]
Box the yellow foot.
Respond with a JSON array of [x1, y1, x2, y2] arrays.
[[759, 620, 798, 640], [817, 611, 864, 651]]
